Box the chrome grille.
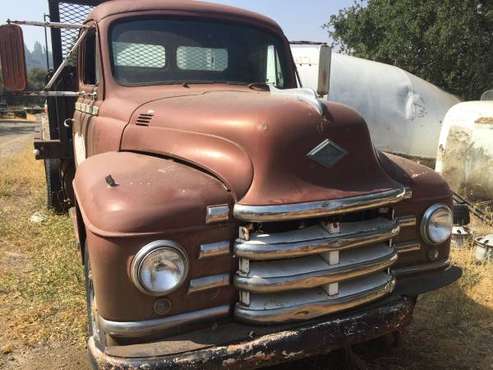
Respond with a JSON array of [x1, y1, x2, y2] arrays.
[[236, 273, 395, 324], [233, 193, 421, 324], [235, 218, 399, 260], [235, 243, 398, 293]]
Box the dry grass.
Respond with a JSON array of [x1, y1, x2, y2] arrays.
[[0, 148, 85, 358], [358, 246, 493, 370], [0, 147, 492, 369]]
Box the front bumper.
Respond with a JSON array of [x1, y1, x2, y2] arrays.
[[89, 265, 461, 370]]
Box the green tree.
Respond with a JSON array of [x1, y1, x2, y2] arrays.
[[28, 68, 47, 91], [325, 0, 493, 100], [26, 68, 47, 105]]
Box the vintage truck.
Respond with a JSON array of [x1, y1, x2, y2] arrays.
[[0, 0, 461, 368]]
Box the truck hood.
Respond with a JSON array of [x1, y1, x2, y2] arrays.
[[121, 90, 402, 205]]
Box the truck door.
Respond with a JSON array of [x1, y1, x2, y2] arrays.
[[74, 27, 100, 166]]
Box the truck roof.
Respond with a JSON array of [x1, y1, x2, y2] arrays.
[[88, 0, 282, 31]]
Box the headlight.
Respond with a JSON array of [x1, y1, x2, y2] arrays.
[[131, 241, 188, 296], [420, 204, 453, 245]]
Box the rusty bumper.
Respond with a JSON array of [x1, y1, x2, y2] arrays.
[[89, 295, 414, 370], [88, 265, 461, 370]]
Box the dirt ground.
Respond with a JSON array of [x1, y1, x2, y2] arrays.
[[0, 119, 492, 369], [0, 121, 39, 158]]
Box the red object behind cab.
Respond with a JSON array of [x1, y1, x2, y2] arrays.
[[0, 24, 28, 92]]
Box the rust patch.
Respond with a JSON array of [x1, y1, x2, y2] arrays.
[[475, 117, 493, 124], [90, 297, 416, 370], [440, 126, 472, 194]]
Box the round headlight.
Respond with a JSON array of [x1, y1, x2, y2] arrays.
[[420, 204, 453, 245], [131, 241, 188, 296]]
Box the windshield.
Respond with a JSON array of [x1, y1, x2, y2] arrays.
[[110, 18, 291, 88]]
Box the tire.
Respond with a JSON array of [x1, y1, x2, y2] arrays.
[[44, 158, 66, 213], [453, 202, 470, 226]]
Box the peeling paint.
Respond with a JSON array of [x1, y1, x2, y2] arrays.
[[89, 297, 415, 370], [244, 351, 276, 362], [437, 101, 493, 200], [475, 117, 493, 124], [281, 350, 304, 359], [222, 358, 237, 366]]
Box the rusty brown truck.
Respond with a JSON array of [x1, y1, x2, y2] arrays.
[[0, 0, 461, 368]]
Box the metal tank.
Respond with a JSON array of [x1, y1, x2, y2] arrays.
[[435, 101, 493, 200]]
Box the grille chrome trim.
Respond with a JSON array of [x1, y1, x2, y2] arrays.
[[234, 245, 398, 293], [235, 218, 399, 261], [198, 241, 230, 259], [395, 241, 421, 253], [100, 305, 230, 338], [398, 215, 417, 228], [206, 205, 230, 224], [234, 188, 409, 222], [235, 273, 395, 324], [188, 274, 230, 294]]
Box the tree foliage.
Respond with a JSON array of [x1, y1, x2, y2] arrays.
[[325, 0, 493, 100], [0, 61, 47, 106], [28, 68, 48, 91]]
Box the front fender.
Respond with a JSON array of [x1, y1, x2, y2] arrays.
[[73, 151, 237, 322], [73, 151, 234, 237]]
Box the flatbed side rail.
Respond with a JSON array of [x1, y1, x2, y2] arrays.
[[39, 0, 108, 159]]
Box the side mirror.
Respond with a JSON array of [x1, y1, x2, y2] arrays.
[[0, 24, 28, 91], [317, 44, 332, 98]]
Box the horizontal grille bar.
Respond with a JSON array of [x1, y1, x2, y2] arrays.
[[235, 244, 397, 293], [234, 187, 411, 222], [235, 218, 399, 261], [235, 273, 395, 324]]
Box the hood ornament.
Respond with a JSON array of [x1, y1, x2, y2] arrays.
[[307, 139, 347, 168]]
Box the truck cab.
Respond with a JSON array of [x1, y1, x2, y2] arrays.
[[0, 1, 461, 368]]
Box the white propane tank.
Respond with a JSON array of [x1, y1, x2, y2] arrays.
[[436, 101, 493, 200]]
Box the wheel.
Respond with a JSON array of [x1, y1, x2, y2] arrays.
[[44, 158, 66, 213], [453, 201, 470, 226]]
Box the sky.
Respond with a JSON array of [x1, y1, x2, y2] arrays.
[[4, 0, 353, 50]]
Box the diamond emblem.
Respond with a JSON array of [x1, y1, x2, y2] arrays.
[[307, 139, 347, 168]]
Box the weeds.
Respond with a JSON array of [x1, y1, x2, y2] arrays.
[[0, 148, 85, 351]]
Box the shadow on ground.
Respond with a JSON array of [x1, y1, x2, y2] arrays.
[[270, 280, 493, 369]]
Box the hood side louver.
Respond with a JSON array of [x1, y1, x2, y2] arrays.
[[135, 113, 154, 126]]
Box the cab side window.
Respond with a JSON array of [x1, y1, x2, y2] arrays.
[[82, 29, 98, 86]]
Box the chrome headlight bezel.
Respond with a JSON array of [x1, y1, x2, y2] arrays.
[[420, 204, 453, 245], [131, 240, 189, 296]]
